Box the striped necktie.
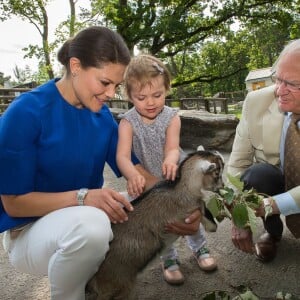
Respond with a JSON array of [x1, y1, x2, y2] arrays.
[[284, 113, 300, 238]]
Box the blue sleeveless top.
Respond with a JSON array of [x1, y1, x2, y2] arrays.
[[120, 106, 177, 178]]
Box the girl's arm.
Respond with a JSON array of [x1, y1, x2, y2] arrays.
[[117, 119, 146, 196], [163, 114, 181, 180]]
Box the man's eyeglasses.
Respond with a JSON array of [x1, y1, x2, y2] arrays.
[[271, 72, 300, 91]]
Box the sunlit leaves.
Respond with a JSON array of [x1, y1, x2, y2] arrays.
[[247, 205, 257, 234], [219, 186, 235, 206], [227, 172, 244, 191], [206, 194, 221, 217], [1, 0, 299, 89], [207, 173, 264, 232]]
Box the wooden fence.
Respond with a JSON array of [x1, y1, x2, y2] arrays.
[[0, 88, 31, 114], [105, 97, 230, 114], [0, 88, 243, 114]]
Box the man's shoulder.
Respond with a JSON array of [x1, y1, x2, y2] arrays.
[[247, 85, 276, 101], [244, 85, 276, 110]]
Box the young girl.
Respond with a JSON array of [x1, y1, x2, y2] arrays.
[[117, 54, 217, 285]]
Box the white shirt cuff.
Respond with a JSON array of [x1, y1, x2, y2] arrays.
[[273, 192, 300, 216]]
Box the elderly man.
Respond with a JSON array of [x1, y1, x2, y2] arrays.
[[227, 39, 300, 262]]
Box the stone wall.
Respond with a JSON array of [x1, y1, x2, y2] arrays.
[[110, 108, 239, 152]]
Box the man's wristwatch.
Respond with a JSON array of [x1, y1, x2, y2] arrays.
[[263, 198, 273, 218], [77, 188, 88, 206]]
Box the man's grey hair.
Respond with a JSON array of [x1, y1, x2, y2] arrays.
[[272, 39, 300, 72]]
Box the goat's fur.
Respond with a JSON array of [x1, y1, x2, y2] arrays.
[[86, 150, 224, 300]]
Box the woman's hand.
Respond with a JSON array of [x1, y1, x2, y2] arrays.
[[231, 224, 254, 253], [85, 188, 133, 224], [164, 209, 201, 236]]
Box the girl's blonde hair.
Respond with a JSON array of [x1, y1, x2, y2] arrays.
[[124, 54, 171, 99]]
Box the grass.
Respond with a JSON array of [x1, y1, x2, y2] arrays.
[[227, 104, 242, 119]]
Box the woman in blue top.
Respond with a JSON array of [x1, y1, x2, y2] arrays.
[[0, 26, 141, 299]]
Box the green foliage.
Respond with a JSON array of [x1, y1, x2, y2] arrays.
[[202, 289, 259, 300], [0, 0, 87, 82], [90, 0, 298, 94], [1, 0, 300, 92], [201, 286, 297, 299], [0, 72, 11, 87], [227, 105, 242, 119], [207, 174, 264, 232]]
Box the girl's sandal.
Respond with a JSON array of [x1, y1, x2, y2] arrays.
[[193, 246, 217, 272], [161, 259, 185, 285]]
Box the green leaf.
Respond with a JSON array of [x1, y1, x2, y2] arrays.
[[227, 173, 244, 191], [244, 189, 263, 209], [232, 203, 249, 228], [276, 292, 284, 299], [247, 206, 257, 234], [232, 290, 259, 300], [201, 291, 217, 299], [207, 195, 221, 218], [219, 188, 229, 196], [220, 187, 235, 206], [202, 290, 231, 299]]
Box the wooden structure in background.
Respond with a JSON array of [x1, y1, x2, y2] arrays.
[[245, 67, 273, 92], [0, 88, 244, 115], [0, 88, 31, 114]]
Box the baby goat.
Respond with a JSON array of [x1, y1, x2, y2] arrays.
[[86, 150, 224, 300]]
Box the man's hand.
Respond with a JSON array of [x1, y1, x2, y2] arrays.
[[231, 225, 254, 253], [165, 209, 201, 236]]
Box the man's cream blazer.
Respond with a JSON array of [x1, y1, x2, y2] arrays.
[[227, 85, 284, 176], [227, 84, 300, 210]]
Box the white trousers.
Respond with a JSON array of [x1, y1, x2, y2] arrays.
[[4, 206, 113, 300]]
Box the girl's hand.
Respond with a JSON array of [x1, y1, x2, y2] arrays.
[[84, 188, 133, 224], [127, 174, 146, 197], [162, 161, 178, 181]]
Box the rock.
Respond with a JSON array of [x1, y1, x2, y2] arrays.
[[110, 108, 239, 152], [178, 110, 239, 151]]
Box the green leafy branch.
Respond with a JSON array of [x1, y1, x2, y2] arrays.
[[207, 174, 266, 233], [201, 286, 296, 299]]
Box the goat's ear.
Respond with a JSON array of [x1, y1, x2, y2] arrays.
[[212, 150, 225, 164], [197, 145, 205, 151], [199, 160, 216, 173]]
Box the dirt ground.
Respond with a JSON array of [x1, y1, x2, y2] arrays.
[[1, 154, 300, 299]]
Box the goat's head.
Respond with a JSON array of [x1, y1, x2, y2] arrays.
[[178, 150, 224, 194]]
